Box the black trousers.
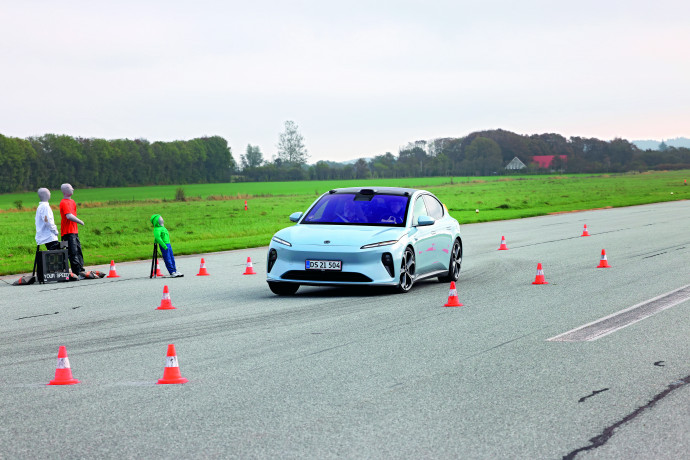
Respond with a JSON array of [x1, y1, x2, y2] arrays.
[[61, 233, 84, 274], [44, 240, 61, 251]]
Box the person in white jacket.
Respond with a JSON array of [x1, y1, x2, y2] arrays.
[[35, 187, 60, 250]]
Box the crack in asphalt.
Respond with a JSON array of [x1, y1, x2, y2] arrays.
[[462, 328, 549, 360], [15, 311, 59, 320], [578, 388, 609, 403], [562, 373, 690, 460], [303, 341, 356, 357], [634, 244, 687, 258], [14, 305, 82, 321]]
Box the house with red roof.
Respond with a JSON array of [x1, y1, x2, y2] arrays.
[[531, 155, 567, 169]]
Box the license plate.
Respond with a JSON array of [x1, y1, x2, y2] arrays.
[[305, 259, 342, 271]]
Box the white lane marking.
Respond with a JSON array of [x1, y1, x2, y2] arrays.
[[548, 284, 690, 342]]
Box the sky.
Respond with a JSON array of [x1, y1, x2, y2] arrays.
[[1, 0, 689, 163]]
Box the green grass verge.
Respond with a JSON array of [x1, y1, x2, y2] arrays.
[[1, 171, 688, 275]]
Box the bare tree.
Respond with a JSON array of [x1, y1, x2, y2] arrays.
[[276, 120, 309, 165]]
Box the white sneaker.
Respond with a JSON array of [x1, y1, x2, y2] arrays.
[[171, 272, 184, 278]]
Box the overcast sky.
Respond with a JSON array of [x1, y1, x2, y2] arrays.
[[2, 0, 688, 163]]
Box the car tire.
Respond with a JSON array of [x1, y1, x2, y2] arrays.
[[438, 238, 462, 283], [268, 281, 300, 296], [396, 246, 416, 293]]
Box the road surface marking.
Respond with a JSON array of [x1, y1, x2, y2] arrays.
[[548, 284, 690, 342]]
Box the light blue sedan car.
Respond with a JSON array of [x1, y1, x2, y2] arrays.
[[266, 187, 462, 295]]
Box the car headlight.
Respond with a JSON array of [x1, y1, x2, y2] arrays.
[[272, 236, 292, 247], [360, 240, 399, 249]]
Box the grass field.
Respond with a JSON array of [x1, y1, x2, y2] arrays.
[[1, 171, 688, 275], [0, 177, 464, 210]]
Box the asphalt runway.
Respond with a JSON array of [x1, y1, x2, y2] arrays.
[[1, 201, 689, 459]]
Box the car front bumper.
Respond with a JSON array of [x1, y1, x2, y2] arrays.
[[266, 242, 404, 286]]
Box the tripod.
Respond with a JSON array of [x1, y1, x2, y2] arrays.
[[150, 243, 160, 278], [32, 245, 40, 283]]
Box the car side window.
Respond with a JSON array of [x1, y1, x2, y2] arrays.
[[422, 195, 444, 220], [412, 196, 429, 225]]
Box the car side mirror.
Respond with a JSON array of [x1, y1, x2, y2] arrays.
[[289, 212, 303, 223], [416, 215, 435, 226]]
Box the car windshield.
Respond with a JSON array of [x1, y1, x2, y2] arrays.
[[301, 193, 409, 226]]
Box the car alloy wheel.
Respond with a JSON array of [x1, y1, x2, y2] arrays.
[[397, 247, 416, 293], [450, 239, 462, 280], [439, 239, 462, 283]]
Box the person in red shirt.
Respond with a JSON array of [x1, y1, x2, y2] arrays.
[[59, 183, 86, 277]]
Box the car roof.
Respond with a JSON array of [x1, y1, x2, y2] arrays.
[[327, 186, 422, 196]]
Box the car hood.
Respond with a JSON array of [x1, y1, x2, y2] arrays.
[[274, 225, 406, 247]]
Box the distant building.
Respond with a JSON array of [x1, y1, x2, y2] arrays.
[[505, 156, 527, 170], [531, 155, 567, 169]]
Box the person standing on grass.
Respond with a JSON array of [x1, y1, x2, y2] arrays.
[[35, 188, 60, 250], [150, 213, 183, 277], [59, 183, 86, 277]]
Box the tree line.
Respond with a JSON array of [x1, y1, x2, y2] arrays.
[[0, 134, 235, 193], [3, 127, 690, 193], [240, 129, 690, 182]]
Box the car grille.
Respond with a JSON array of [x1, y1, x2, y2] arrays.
[[281, 270, 373, 282]]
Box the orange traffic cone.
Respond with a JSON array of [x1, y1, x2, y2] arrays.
[[532, 263, 548, 285], [244, 200, 248, 211], [156, 285, 175, 310], [498, 235, 508, 250], [581, 224, 590, 237], [597, 249, 611, 268], [155, 259, 163, 277], [196, 258, 210, 276], [48, 346, 80, 385], [444, 281, 464, 307], [106, 260, 120, 278], [243, 257, 257, 275], [158, 344, 188, 384]]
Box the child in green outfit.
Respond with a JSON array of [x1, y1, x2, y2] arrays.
[[150, 214, 183, 277]]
